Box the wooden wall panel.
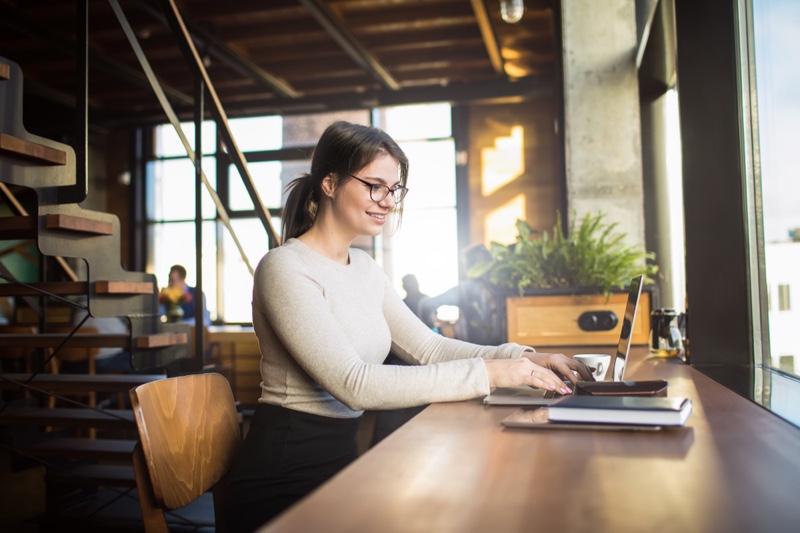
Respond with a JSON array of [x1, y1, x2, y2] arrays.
[[468, 97, 562, 248]]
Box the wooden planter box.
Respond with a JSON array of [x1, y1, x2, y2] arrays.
[[505, 289, 653, 347]]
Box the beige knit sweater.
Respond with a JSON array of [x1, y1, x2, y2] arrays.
[[253, 238, 532, 418]]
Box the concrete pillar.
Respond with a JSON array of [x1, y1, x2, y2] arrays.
[[561, 0, 645, 249], [642, 90, 686, 309]]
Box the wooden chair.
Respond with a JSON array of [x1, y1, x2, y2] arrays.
[[129, 372, 241, 533]]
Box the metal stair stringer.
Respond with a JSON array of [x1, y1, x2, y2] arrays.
[[35, 203, 191, 370], [0, 55, 190, 370]]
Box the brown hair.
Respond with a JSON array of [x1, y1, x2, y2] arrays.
[[169, 264, 187, 280], [281, 121, 409, 243]]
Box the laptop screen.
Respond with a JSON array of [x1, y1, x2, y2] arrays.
[[609, 275, 644, 382]]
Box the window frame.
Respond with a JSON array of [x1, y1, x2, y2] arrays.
[[141, 106, 463, 324], [674, 0, 800, 426]]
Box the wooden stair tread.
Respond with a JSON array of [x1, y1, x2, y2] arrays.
[[0, 216, 36, 239], [22, 437, 136, 461], [136, 332, 188, 348], [0, 407, 135, 429], [0, 133, 67, 166], [45, 213, 114, 235], [95, 280, 154, 295], [0, 372, 165, 393], [0, 281, 88, 296], [0, 333, 129, 348], [48, 464, 136, 487], [0, 279, 149, 297]]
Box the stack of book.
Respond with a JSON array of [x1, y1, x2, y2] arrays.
[[546, 395, 693, 427]]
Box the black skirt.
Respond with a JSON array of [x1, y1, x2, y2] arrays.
[[223, 402, 361, 533]]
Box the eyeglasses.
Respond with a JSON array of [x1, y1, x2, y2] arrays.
[[349, 174, 409, 203]]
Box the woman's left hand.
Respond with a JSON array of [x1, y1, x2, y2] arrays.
[[521, 351, 595, 384]]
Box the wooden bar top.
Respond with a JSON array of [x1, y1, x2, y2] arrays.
[[259, 347, 800, 532]]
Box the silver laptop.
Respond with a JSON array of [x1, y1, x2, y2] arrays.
[[483, 275, 644, 406]]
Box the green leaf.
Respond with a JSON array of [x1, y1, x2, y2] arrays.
[[478, 210, 659, 295]]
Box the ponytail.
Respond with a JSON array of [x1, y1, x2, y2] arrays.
[[281, 173, 319, 243]]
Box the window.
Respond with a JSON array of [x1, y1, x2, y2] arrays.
[[753, 0, 800, 380], [376, 103, 459, 303], [147, 105, 459, 323], [149, 121, 219, 320]]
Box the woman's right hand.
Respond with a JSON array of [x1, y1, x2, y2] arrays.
[[484, 358, 572, 395]]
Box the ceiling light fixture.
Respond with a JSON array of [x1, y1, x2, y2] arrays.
[[500, 0, 525, 24]]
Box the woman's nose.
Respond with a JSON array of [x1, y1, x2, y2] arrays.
[[378, 191, 397, 207]]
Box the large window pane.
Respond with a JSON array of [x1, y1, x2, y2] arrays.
[[386, 207, 459, 300], [382, 103, 452, 140], [149, 157, 217, 221], [280, 160, 312, 203], [228, 116, 282, 152], [229, 161, 283, 211], [221, 218, 274, 323], [154, 121, 216, 157], [400, 140, 456, 209], [754, 0, 800, 379], [378, 105, 458, 305]]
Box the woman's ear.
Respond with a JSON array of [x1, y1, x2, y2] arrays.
[[321, 175, 336, 198]]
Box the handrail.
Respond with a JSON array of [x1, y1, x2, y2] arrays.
[[107, 0, 259, 275], [156, 0, 280, 249]]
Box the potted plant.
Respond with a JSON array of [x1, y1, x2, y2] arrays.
[[469, 211, 659, 346]]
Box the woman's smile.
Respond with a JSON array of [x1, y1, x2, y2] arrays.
[[367, 210, 387, 223]]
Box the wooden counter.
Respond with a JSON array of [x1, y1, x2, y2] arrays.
[[259, 347, 800, 532]]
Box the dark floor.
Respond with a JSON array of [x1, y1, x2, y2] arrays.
[[2, 407, 418, 532], [18, 487, 216, 533]]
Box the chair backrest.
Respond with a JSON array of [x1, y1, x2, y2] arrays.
[[130, 373, 241, 531]]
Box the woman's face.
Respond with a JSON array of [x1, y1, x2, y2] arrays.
[[330, 153, 401, 239]]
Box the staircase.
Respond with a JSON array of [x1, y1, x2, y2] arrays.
[[0, 55, 193, 528]]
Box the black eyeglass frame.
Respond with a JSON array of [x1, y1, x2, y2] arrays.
[[348, 174, 409, 203]]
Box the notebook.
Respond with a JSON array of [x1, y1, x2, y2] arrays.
[[546, 395, 693, 426], [483, 275, 644, 407]]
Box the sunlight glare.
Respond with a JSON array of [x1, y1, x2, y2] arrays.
[[485, 194, 526, 245], [481, 126, 525, 196]]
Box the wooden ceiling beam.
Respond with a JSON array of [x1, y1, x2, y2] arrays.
[[133, 0, 300, 99], [105, 76, 553, 126], [469, 0, 505, 76], [297, 0, 400, 91]]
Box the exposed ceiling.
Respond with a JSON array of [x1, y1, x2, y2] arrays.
[[0, 0, 559, 128]]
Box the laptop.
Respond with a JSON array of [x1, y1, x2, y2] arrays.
[[483, 275, 644, 407]]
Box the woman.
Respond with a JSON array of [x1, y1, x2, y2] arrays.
[[224, 121, 593, 532]]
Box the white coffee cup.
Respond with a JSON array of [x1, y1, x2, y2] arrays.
[[572, 353, 611, 380]]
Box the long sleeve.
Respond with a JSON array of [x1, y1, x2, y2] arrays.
[[253, 239, 531, 418]]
